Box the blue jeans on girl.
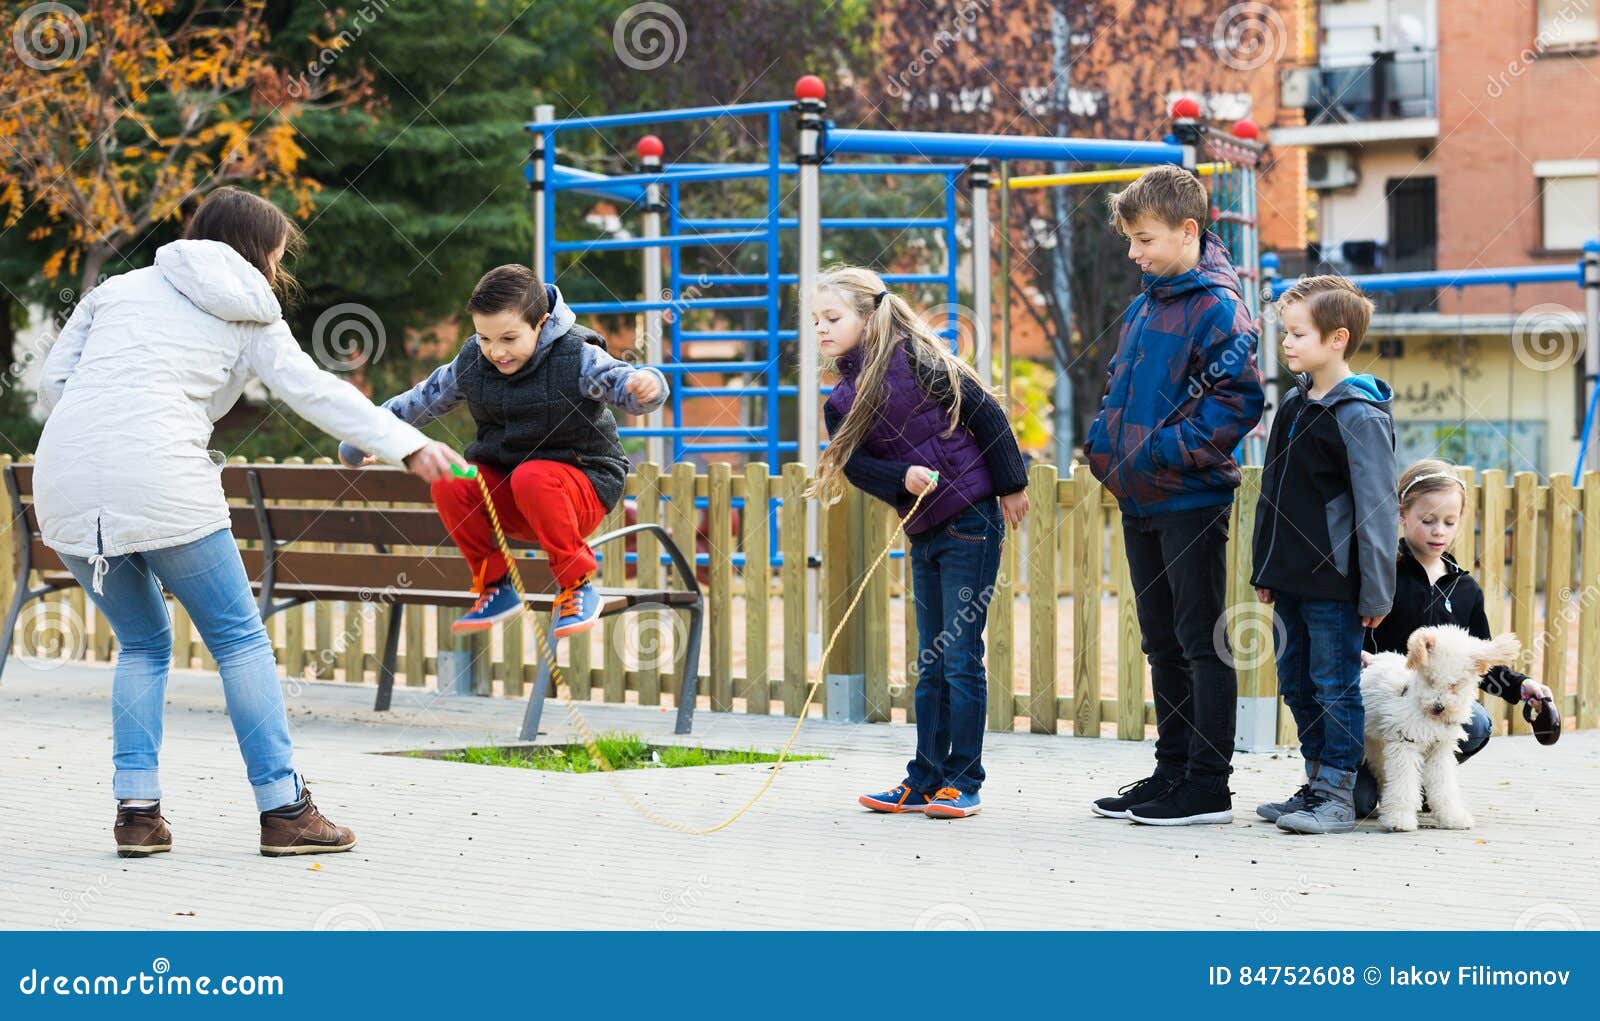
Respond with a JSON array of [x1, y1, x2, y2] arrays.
[[905, 498, 1004, 795], [59, 527, 302, 811]]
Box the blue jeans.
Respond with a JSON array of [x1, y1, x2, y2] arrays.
[[905, 499, 1004, 795], [1273, 592, 1365, 773], [59, 527, 301, 811]]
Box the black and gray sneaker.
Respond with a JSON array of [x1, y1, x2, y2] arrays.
[[1257, 783, 1314, 823], [1091, 775, 1179, 819], [1127, 779, 1233, 826]]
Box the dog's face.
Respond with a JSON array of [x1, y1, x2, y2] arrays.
[[1404, 625, 1522, 723]]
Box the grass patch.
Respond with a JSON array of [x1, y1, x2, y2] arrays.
[[403, 732, 824, 774]]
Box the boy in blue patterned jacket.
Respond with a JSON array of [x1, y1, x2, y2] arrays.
[[1085, 165, 1265, 827]]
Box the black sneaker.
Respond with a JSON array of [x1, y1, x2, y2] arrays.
[[1091, 774, 1179, 819], [1127, 779, 1233, 826]]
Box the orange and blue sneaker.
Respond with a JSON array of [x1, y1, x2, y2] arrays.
[[925, 787, 981, 819], [858, 781, 933, 814], [452, 578, 522, 633], [552, 574, 602, 638]]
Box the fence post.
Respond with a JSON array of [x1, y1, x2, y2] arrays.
[[742, 463, 770, 714], [1027, 463, 1058, 734], [780, 463, 809, 716], [1543, 474, 1577, 722], [1581, 472, 1600, 728], [986, 494, 1018, 732], [1509, 473, 1539, 734], [707, 462, 733, 711], [1072, 466, 1102, 737]]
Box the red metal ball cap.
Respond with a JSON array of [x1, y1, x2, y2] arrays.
[[636, 134, 664, 158], [794, 75, 826, 101], [1170, 96, 1201, 119], [1231, 118, 1260, 140]]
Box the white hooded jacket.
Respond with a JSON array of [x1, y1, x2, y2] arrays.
[[33, 239, 429, 590]]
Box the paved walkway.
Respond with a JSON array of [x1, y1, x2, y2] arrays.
[[1, 661, 1595, 930]]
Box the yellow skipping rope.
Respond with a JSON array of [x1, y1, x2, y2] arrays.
[[455, 462, 937, 835]]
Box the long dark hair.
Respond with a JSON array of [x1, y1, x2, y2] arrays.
[[184, 186, 303, 301]]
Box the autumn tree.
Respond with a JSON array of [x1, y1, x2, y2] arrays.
[[0, 0, 373, 294], [873, 1, 1269, 460]]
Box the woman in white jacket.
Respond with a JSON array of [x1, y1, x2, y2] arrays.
[[35, 187, 464, 858]]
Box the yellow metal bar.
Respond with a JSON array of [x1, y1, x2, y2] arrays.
[[1006, 162, 1230, 190]]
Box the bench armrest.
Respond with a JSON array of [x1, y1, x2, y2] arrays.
[[588, 523, 701, 599]]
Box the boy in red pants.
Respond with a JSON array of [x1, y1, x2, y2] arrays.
[[341, 265, 668, 637]]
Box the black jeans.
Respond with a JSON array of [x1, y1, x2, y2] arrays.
[[1121, 503, 1238, 785]]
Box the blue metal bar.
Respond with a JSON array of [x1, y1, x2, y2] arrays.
[[650, 360, 771, 374], [680, 329, 796, 341], [551, 164, 777, 190], [569, 296, 769, 314], [542, 163, 647, 203], [822, 162, 968, 175], [618, 426, 769, 437], [765, 108, 783, 471], [684, 386, 796, 397], [530, 100, 794, 132], [1267, 261, 1586, 299], [552, 230, 767, 253], [681, 442, 797, 454], [678, 216, 951, 231], [944, 170, 960, 350], [825, 126, 1187, 166], [667, 180, 684, 464]]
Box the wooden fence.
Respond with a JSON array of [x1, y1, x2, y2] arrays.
[[4, 454, 1597, 740]]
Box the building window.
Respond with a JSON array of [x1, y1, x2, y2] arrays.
[[1537, 161, 1600, 251], [1538, 0, 1598, 50]]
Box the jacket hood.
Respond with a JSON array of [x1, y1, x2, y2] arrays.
[[1294, 371, 1394, 411], [1144, 230, 1244, 304], [154, 240, 282, 324]]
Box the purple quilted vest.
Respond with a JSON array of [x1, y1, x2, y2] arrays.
[[826, 338, 995, 534]]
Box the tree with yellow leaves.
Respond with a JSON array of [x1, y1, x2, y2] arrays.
[[0, 0, 373, 293]]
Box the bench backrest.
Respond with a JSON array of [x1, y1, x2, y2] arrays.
[[6, 463, 569, 596]]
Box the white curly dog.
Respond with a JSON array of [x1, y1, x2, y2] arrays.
[[1361, 624, 1521, 832]]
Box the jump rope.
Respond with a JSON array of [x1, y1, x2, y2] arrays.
[[453, 462, 940, 833]]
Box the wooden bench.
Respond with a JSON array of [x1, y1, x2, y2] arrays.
[[1, 462, 704, 736]]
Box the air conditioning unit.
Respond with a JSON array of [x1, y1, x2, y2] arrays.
[[1280, 67, 1315, 108], [1307, 149, 1360, 190]]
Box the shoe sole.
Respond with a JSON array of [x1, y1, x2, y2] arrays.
[[858, 795, 925, 814], [260, 840, 357, 857], [451, 607, 523, 634], [925, 805, 980, 819], [116, 844, 171, 858], [552, 614, 601, 639], [1127, 809, 1233, 826], [1275, 820, 1356, 834], [1091, 804, 1131, 819]]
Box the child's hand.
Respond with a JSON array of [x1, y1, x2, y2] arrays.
[[1362, 613, 1386, 629], [626, 371, 661, 405], [1000, 490, 1029, 529], [1255, 587, 1274, 604], [904, 466, 938, 495], [1521, 678, 1554, 704]]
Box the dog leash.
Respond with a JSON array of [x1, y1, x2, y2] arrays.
[[454, 462, 938, 834]]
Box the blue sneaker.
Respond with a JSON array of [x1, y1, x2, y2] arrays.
[[859, 782, 933, 814], [925, 786, 981, 819], [551, 575, 602, 638], [452, 578, 522, 633]]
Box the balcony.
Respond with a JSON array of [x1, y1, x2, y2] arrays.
[[1275, 50, 1438, 147]]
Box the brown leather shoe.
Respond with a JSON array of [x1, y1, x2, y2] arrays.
[[114, 802, 172, 858], [259, 785, 356, 857]]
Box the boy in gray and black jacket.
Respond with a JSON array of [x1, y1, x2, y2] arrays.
[[1251, 275, 1396, 835]]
